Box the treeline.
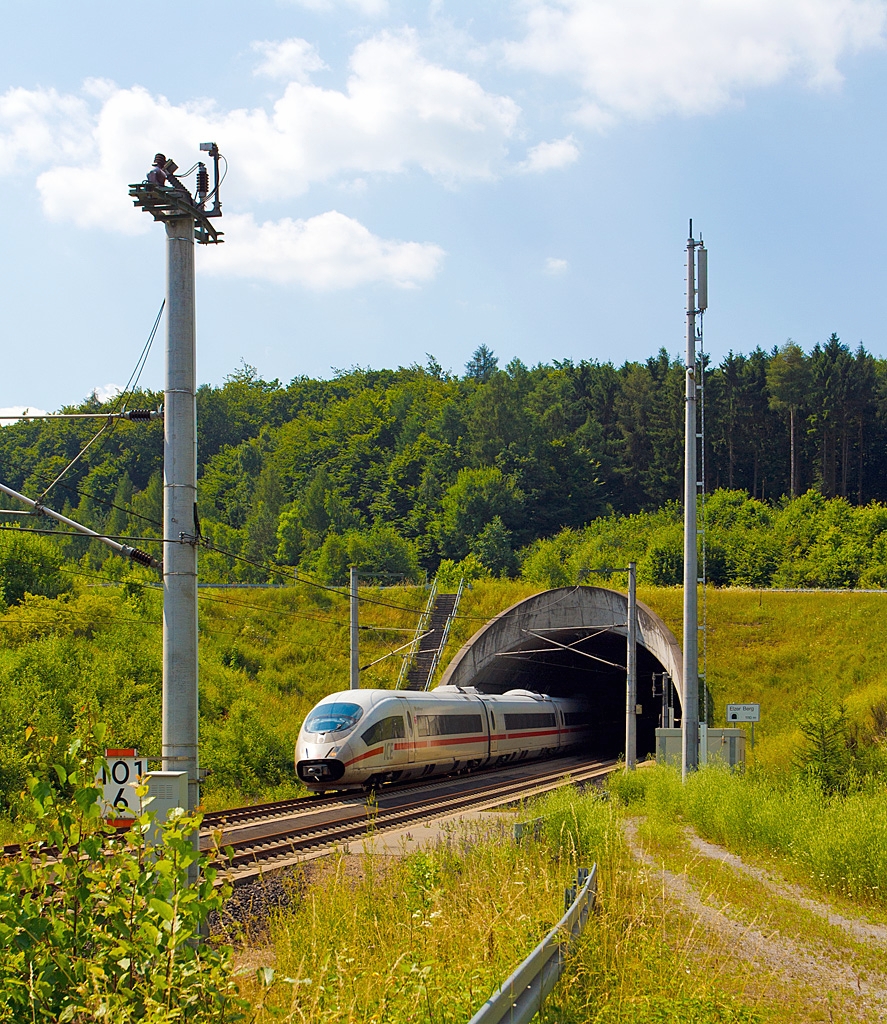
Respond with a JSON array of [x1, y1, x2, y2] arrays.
[[522, 489, 887, 590], [1, 336, 886, 584]]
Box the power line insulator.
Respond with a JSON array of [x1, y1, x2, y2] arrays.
[[129, 548, 155, 568]]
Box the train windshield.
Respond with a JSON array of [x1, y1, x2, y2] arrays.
[[304, 702, 364, 735]]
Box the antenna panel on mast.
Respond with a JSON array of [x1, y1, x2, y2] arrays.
[[697, 246, 708, 311]]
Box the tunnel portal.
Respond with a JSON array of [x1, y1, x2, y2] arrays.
[[437, 586, 684, 761]]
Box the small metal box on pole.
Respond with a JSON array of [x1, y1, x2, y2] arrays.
[[143, 771, 189, 847]]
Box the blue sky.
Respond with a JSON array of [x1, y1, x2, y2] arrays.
[[2, 0, 886, 413]]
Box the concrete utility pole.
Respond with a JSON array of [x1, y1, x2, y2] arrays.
[[682, 223, 707, 780], [350, 566, 360, 689], [625, 561, 637, 769], [162, 214, 199, 811], [130, 147, 224, 825]]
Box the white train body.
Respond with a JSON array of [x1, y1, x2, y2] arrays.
[[296, 685, 593, 790]]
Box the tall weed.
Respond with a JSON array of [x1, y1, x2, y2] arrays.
[[620, 764, 887, 905], [250, 788, 765, 1023]]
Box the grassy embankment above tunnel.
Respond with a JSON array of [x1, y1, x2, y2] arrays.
[[0, 579, 885, 828]]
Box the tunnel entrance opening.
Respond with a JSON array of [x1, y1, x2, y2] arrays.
[[437, 586, 684, 763], [466, 628, 668, 760]]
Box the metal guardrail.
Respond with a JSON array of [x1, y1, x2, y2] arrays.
[[512, 815, 548, 842], [467, 864, 597, 1024]]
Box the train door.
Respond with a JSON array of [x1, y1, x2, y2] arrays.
[[481, 699, 498, 760], [404, 708, 416, 765]]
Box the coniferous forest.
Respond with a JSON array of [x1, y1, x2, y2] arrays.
[[1, 334, 886, 591]]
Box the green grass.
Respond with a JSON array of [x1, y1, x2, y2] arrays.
[[610, 764, 887, 908], [241, 787, 769, 1024], [2, 579, 887, 816]]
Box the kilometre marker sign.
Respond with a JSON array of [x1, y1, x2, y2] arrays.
[[98, 748, 145, 824]]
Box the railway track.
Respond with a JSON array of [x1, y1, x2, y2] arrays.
[[199, 764, 488, 831], [209, 755, 618, 883], [200, 751, 590, 832], [202, 794, 342, 829], [1, 756, 618, 875]]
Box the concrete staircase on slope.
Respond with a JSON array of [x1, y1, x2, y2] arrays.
[[403, 592, 458, 690]]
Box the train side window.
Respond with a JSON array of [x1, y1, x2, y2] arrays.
[[416, 714, 482, 737], [504, 712, 556, 730], [361, 715, 406, 745]]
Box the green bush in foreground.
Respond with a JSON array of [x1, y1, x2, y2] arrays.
[[610, 764, 887, 905], [0, 728, 245, 1023]]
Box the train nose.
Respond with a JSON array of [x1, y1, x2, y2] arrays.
[[297, 758, 346, 783]]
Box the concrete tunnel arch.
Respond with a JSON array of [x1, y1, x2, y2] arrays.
[[437, 586, 684, 760]]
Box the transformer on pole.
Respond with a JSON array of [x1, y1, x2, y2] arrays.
[[683, 222, 707, 780], [129, 147, 224, 826]]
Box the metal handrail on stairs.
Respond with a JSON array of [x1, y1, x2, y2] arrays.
[[425, 575, 465, 689], [396, 580, 437, 688]]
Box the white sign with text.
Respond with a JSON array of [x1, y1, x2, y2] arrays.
[[726, 704, 760, 723], [98, 749, 146, 821]]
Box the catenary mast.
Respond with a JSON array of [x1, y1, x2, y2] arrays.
[[130, 147, 224, 822], [682, 222, 707, 779]]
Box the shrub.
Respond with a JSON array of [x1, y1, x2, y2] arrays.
[[0, 726, 246, 1022], [0, 531, 71, 606]]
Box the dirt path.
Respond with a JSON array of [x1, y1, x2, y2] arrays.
[[685, 831, 887, 948], [624, 818, 887, 1022]]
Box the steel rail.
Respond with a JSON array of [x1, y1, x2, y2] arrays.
[[202, 761, 558, 832], [214, 759, 616, 875], [201, 793, 344, 829], [200, 752, 594, 832]]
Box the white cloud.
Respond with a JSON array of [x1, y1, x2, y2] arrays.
[[201, 211, 445, 289], [0, 86, 92, 173], [2, 30, 521, 234], [544, 257, 568, 274], [0, 405, 49, 422], [252, 38, 327, 82], [94, 384, 123, 403], [519, 135, 579, 172], [282, 0, 389, 14], [504, 0, 887, 122]]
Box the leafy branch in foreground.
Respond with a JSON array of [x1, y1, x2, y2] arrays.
[[0, 725, 247, 1023]]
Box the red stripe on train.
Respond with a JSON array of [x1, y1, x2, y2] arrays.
[[344, 725, 591, 766], [343, 746, 384, 767]]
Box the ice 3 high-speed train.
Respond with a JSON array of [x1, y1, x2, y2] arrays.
[[296, 686, 594, 791]]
